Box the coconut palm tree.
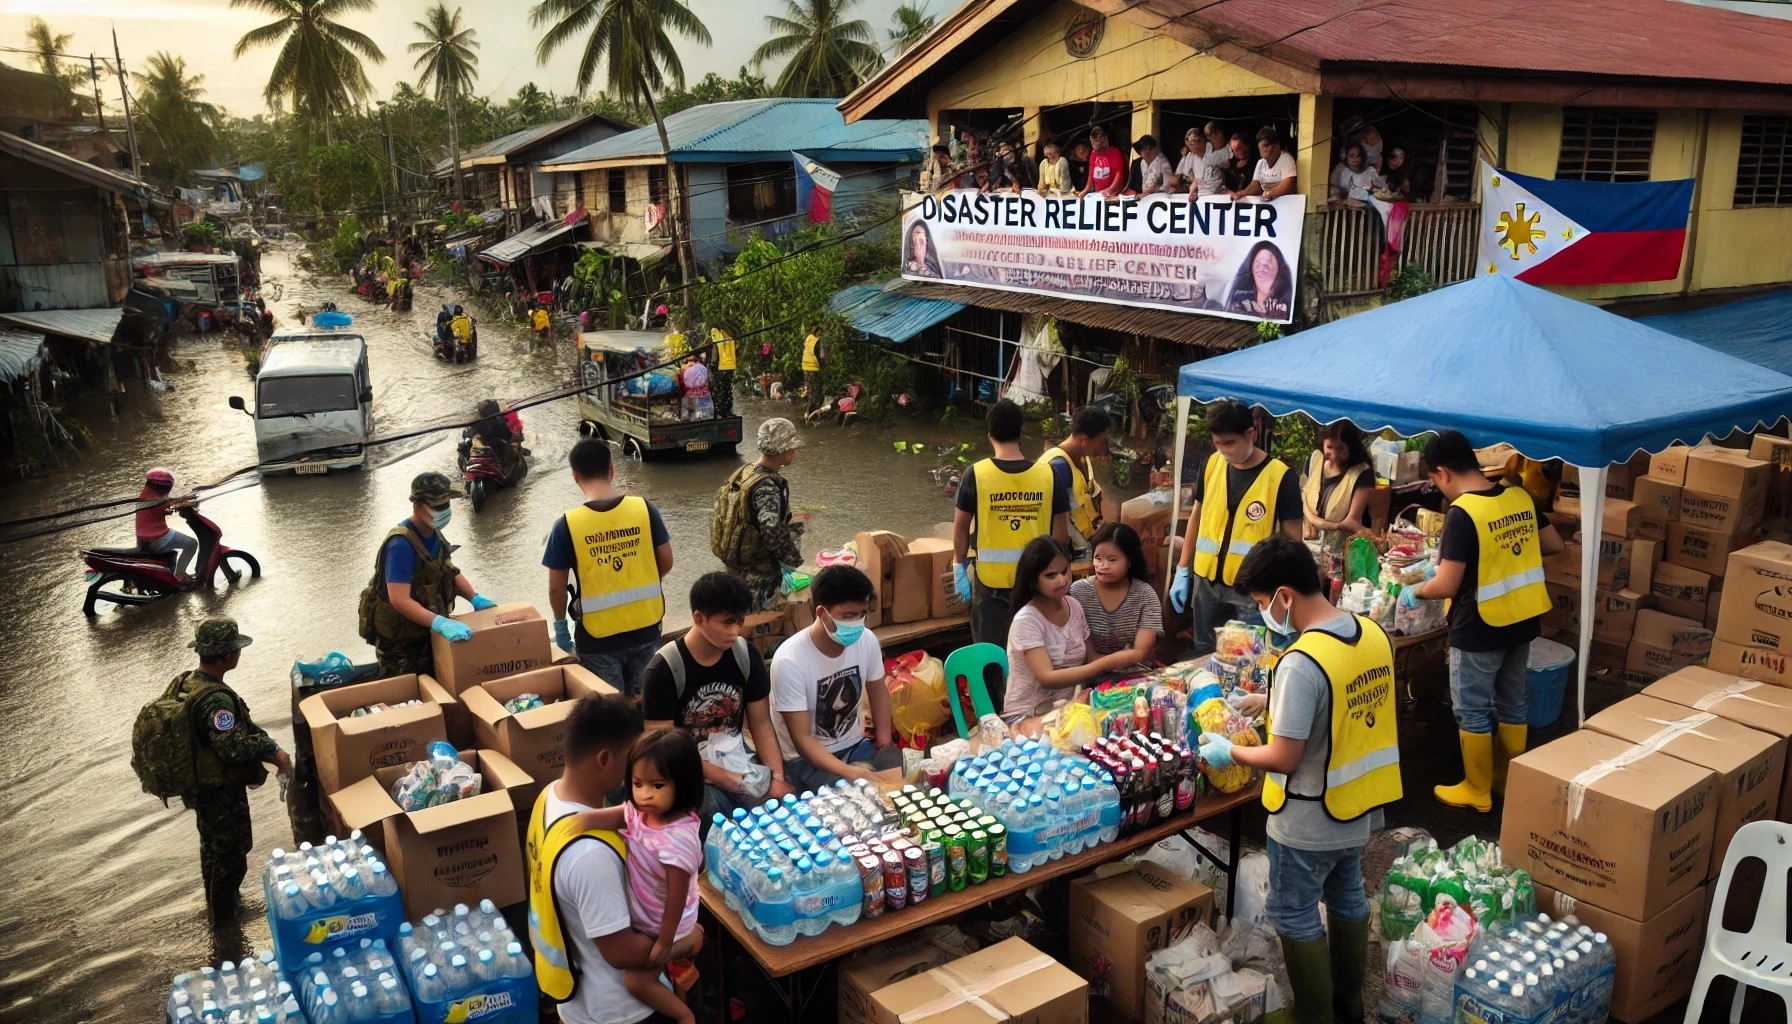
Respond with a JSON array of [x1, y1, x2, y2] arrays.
[[410, 2, 478, 203], [134, 52, 222, 185], [752, 0, 881, 99], [231, 0, 386, 137], [888, 4, 934, 55], [25, 17, 79, 109], [530, 0, 712, 285]]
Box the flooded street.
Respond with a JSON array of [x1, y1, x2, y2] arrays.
[[0, 249, 987, 1023]]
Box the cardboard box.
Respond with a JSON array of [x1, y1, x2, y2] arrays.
[[1563, 463, 1640, 501], [1499, 730, 1718, 919], [1631, 476, 1681, 533], [1630, 608, 1713, 657], [867, 937, 1088, 1024], [429, 603, 554, 696], [331, 749, 532, 918], [1602, 535, 1658, 593], [1596, 589, 1648, 644], [1650, 560, 1714, 621], [1649, 446, 1696, 485], [1543, 582, 1580, 633], [743, 610, 793, 659], [1583, 694, 1783, 872], [299, 674, 456, 794], [1676, 487, 1764, 535], [1121, 494, 1175, 554], [1598, 498, 1640, 538], [905, 537, 959, 620], [1532, 882, 1708, 1023], [1543, 543, 1583, 586], [1624, 640, 1693, 681], [1709, 638, 1792, 687], [1068, 862, 1213, 1020], [889, 549, 936, 625], [1748, 434, 1792, 519], [839, 940, 959, 1024], [854, 530, 907, 629], [461, 665, 617, 796], [1714, 540, 1792, 652], [1644, 665, 1792, 820], [1685, 448, 1772, 506], [1665, 521, 1760, 577]]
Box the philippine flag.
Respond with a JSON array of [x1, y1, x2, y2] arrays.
[[1477, 162, 1693, 286], [793, 152, 842, 224]]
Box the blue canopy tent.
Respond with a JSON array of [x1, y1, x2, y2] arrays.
[[1172, 274, 1792, 722]]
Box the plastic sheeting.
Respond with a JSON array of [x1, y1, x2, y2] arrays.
[[1643, 288, 1792, 377]]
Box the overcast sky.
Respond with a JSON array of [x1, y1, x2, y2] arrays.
[[0, 0, 923, 118]]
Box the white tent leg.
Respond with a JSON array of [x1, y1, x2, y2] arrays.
[[1169, 397, 1192, 588], [1577, 467, 1607, 726]]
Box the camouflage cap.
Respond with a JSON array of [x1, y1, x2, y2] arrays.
[[756, 418, 804, 455], [409, 471, 463, 504], [190, 617, 254, 657]]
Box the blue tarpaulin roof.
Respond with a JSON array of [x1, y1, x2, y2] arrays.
[[1176, 274, 1792, 467], [541, 99, 924, 168], [831, 282, 963, 343], [1642, 288, 1792, 377]]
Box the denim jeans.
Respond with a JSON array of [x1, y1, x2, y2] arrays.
[[579, 635, 661, 700], [1264, 838, 1370, 942], [1192, 576, 1263, 655], [140, 529, 199, 577], [783, 738, 902, 792], [1448, 645, 1530, 734]]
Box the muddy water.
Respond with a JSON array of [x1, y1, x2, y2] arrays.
[[0, 249, 990, 1023]]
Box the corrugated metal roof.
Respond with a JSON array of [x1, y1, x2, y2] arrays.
[[542, 99, 925, 168], [831, 281, 964, 343], [0, 329, 46, 382], [0, 307, 125, 344], [478, 219, 578, 265], [435, 113, 637, 173], [0, 131, 151, 199], [894, 281, 1256, 350]]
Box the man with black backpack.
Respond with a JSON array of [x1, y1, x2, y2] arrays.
[[132, 618, 289, 925]]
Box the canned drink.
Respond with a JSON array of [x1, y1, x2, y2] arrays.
[[858, 854, 885, 918], [976, 814, 999, 830], [923, 840, 946, 896], [904, 847, 928, 904], [944, 831, 968, 891], [987, 823, 1008, 877], [957, 799, 977, 815], [847, 843, 871, 861], [967, 829, 990, 884], [882, 851, 908, 911]]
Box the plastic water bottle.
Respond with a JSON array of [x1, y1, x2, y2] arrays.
[[1574, 933, 1615, 1024], [501, 941, 532, 980], [413, 963, 444, 1004], [1042, 790, 1065, 861], [756, 867, 797, 946], [704, 814, 727, 888], [820, 851, 861, 928], [790, 858, 825, 937]]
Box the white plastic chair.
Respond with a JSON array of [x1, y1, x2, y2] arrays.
[[1684, 819, 1792, 1024]]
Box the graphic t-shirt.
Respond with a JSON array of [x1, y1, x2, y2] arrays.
[[1086, 146, 1126, 192], [770, 627, 885, 759], [641, 638, 771, 745]]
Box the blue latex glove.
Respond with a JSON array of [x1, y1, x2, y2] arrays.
[[431, 615, 472, 642], [1399, 585, 1422, 611], [1168, 566, 1193, 614], [553, 619, 574, 654], [953, 562, 973, 605], [470, 593, 497, 611], [1419, 562, 1437, 581], [1198, 731, 1234, 769]]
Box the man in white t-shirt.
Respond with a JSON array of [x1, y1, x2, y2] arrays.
[[771, 565, 900, 791], [1232, 126, 1299, 202], [530, 693, 702, 1024], [1177, 127, 1226, 198]]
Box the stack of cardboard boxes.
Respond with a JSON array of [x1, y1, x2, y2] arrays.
[[1709, 538, 1792, 686], [1542, 455, 1662, 682], [748, 530, 971, 656]]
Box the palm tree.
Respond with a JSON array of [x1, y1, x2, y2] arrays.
[[231, 0, 386, 138], [134, 52, 222, 185], [530, 0, 712, 286], [25, 17, 78, 109], [888, 4, 934, 55], [410, 3, 478, 203], [752, 0, 881, 99]]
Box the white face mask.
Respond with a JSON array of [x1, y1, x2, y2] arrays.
[[1261, 589, 1296, 637], [432, 506, 453, 530]]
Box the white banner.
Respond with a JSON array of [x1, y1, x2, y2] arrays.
[[901, 190, 1306, 324]]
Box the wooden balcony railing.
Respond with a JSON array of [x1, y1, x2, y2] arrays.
[[1314, 202, 1480, 298]]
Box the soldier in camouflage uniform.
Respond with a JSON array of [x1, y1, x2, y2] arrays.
[[177, 618, 290, 924], [357, 472, 495, 675], [712, 418, 806, 610]]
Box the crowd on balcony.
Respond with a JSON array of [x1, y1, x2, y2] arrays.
[[1325, 121, 1422, 208]]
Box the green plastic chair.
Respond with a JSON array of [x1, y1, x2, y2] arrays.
[[945, 643, 1007, 738]]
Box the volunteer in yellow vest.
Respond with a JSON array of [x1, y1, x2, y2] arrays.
[[544, 438, 674, 698], [356, 471, 494, 676], [527, 692, 703, 1024], [1301, 421, 1376, 558], [1170, 400, 1304, 655], [1197, 536, 1400, 1024], [1041, 406, 1113, 556], [1401, 429, 1562, 812], [952, 399, 1072, 664], [710, 326, 737, 419], [801, 330, 824, 414]]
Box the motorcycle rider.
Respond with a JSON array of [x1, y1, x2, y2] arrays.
[[137, 468, 198, 583], [450, 305, 475, 352], [357, 471, 498, 675], [466, 398, 524, 481], [436, 304, 455, 348]]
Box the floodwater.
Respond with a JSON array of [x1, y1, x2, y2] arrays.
[[0, 249, 985, 1023]]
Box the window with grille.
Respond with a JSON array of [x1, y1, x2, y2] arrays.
[[608, 169, 626, 213], [1555, 109, 1657, 182], [573, 173, 585, 211], [1735, 114, 1792, 207], [649, 166, 668, 205]]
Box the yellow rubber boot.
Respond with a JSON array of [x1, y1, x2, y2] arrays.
[[1493, 722, 1528, 796], [1435, 730, 1494, 812]]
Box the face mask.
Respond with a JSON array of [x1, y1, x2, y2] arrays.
[[1261, 590, 1296, 637], [824, 611, 866, 647], [432, 506, 453, 530]]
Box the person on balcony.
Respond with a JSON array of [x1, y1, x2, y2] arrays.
[[1355, 122, 1387, 171], [1179, 128, 1226, 198], [1382, 147, 1417, 198], [991, 140, 1036, 193], [1222, 132, 1253, 193], [1068, 140, 1093, 192], [1231, 127, 1299, 202], [1079, 126, 1127, 199], [1329, 143, 1385, 206], [919, 143, 960, 192], [1038, 142, 1072, 194], [1131, 135, 1174, 195]]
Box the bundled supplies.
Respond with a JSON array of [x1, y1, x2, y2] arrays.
[[1190, 697, 1259, 794], [389, 741, 483, 811], [167, 951, 302, 1024]]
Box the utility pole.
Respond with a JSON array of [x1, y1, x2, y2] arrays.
[[382, 104, 400, 212], [113, 31, 142, 180], [88, 56, 108, 135]]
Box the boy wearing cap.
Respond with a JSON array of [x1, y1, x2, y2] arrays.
[[357, 471, 497, 675], [712, 418, 806, 610]]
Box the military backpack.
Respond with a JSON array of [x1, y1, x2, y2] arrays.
[[131, 673, 224, 805]]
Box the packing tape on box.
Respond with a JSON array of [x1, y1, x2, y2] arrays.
[[1565, 713, 1719, 823], [1690, 678, 1765, 710], [896, 953, 1057, 1024]]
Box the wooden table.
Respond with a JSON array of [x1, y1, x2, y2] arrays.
[[700, 781, 1263, 1013]]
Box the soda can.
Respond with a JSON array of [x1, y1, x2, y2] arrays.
[[904, 848, 928, 905], [882, 851, 908, 911], [923, 840, 946, 897], [858, 854, 886, 919], [986, 823, 1008, 877], [976, 814, 999, 830], [847, 843, 871, 861], [967, 829, 990, 884], [944, 829, 968, 891]]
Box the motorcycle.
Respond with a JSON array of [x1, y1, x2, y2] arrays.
[[80, 504, 261, 615], [434, 316, 478, 363], [457, 431, 526, 511]]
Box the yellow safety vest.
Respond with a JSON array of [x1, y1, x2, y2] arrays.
[[450, 315, 473, 342], [1453, 488, 1549, 627], [1262, 616, 1402, 821], [1192, 453, 1289, 587], [565, 497, 665, 638], [971, 458, 1055, 589], [712, 328, 737, 371], [1042, 445, 1102, 539], [802, 334, 821, 372], [526, 787, 629, 1003]]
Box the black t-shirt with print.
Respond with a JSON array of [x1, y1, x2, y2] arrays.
[[641, 637, 771, 740]]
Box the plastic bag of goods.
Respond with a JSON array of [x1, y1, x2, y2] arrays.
[[1088, 680, 1139, 733], [1377, 937, 1426, 1024], [1394, 586, 1445, 635], [503, 693, 548, 713], [390, 741, 483, 811], [1047, 702, 1099, 753], [1379, 857, 1429, 942], [1192, 697, 1259, 793], [886, 650, 950, 746], [1414, 894, 1478, 1024]]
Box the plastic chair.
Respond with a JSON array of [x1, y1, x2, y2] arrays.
[[944, 643, 1006, 738], [1683, 819, 1792, 1024]]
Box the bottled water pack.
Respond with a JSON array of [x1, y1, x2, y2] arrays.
[[1448, 914, 1615, 1024], [297, 939, 412, 1024], [947, 738, 1120, 873], [167, 950, 302, 1024], [262, 831, 406, 972], [400, 902, 537, 1024]]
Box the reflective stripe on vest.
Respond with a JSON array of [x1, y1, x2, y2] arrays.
[[1453, 488, 1550, 627], [971, 458, 1056, 588], [1191, 453, 1289, 587], [526, 788, 628, 1003], [1042, 446, 1101, 539], [1261, 615, 1402, 822], [565, 497, 665, 638]]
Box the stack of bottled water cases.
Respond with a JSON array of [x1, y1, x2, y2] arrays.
[[946, 738, 1122, 873], [703, 779, 895, 946], [398, 901, 537, 1024], [166, 951, 303, 1024], [1448, 915, 1615, 1024], [263, 832, 405, 972], [295, 940, 413, 1023]]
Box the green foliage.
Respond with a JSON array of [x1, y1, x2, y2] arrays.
[[1269, 413, 1318, 468], [1254, 320, 1284, 343], [230, 0, 387, 131], [752, 0, 883, 98], [529, 0, 714, 109], [1386, 262, 1436, 302], [133, 52, 223, 187], [324, 215, 369, 272], [181, 222, 220, 246]]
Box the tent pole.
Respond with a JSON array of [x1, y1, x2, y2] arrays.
[[1169, 397, 1192, 589], [1576, 468, 1607, 726]]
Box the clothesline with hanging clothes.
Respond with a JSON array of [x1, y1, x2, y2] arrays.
[[941, 322, 1119, 370]]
